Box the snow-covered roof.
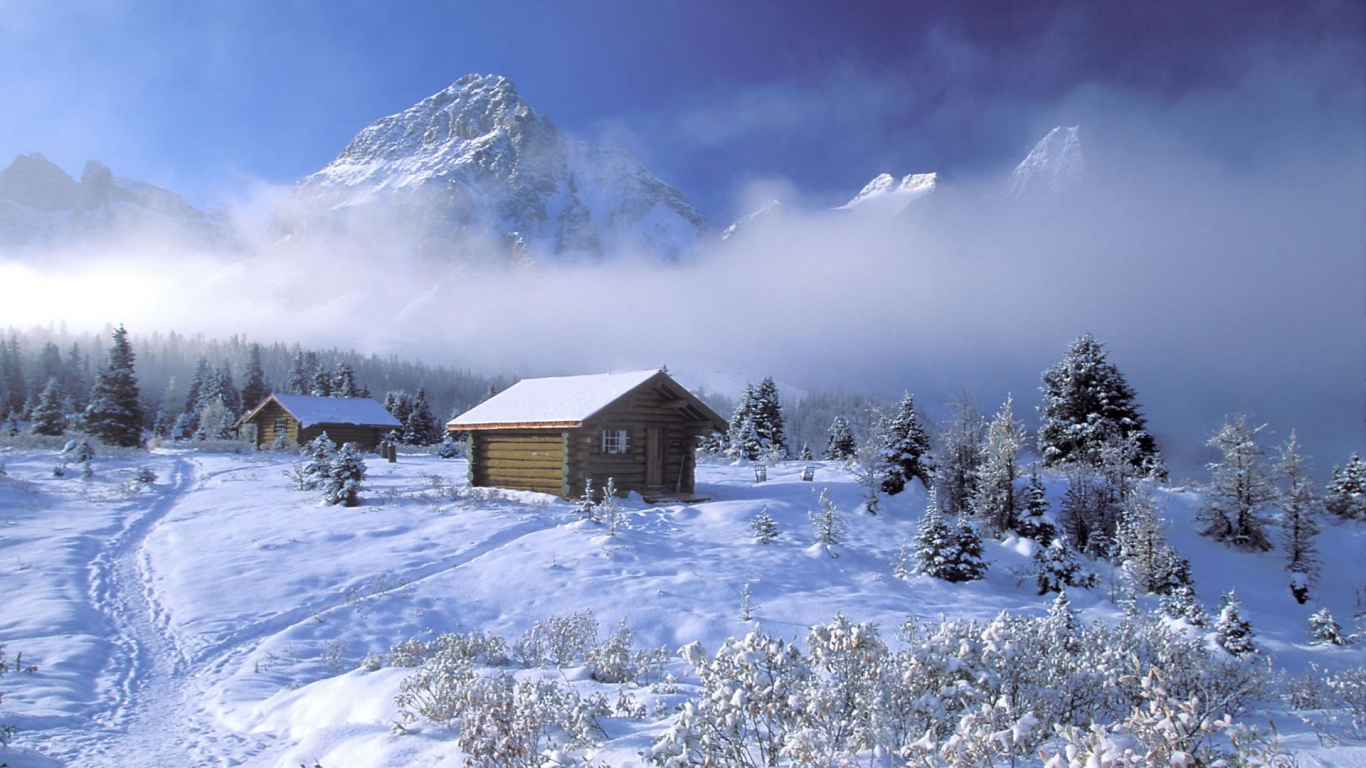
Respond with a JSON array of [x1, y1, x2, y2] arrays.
[[449, 370, 670, 430], [264, 394, 402, 428]]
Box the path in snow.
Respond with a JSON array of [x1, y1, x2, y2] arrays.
[[38, 458, 278, 767]]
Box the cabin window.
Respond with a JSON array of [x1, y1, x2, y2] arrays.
[[601, 429, 629, 455], [273, 419, 288, 435]]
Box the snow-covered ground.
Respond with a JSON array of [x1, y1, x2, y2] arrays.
[[0, 446, 1363, 766]]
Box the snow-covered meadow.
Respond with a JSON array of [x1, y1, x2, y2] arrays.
[[0, 445, 1363, 767]]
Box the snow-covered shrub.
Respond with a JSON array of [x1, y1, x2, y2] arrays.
[[454, 673, 603, 768], [644, 630, 809, 767], [394, 645, 478, 726], [586, 619, 634, 684], [322, 442, 367, 507], [387, 637, 433, 668], [750, 505, 779, 544], [132, 466, 157, 484], [358, 653, 384, 672], [1310, 608, 1348, 646], [514, 610, 599, 668], [62, 438, 96, 463], [436, 434, 461, 459]]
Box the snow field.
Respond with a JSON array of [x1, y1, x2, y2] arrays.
[[0, 447, 1362, 766]]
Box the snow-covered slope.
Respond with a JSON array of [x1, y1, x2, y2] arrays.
[[1, 446, 1361, 766], [0, 154, 237, 251], [836, 171, 938, 216], [276, 74, 709, 262], [1008, 125, 1086, 199]]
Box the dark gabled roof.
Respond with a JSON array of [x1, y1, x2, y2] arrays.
[[237, 394, 402, 429], [447, 370, 727, 432]]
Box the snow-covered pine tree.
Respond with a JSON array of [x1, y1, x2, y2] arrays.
[[240, 344, 271, 411], [1160, 584, 1208, 626], [1276, 432, 1321, 604], [809, 487, 846, 554], [934, 393, 986, 517], [751, 505, 780, 544], [852, 412, 887, 515], [751, 377, 788, 458], [1116, 483, 1178, 595], [1215, 590, 1256, 656], [323, 442, 367, 507], [61, 342, 89, 413], [301, 433, 337, 490], [436, 434, 460, 459], [214, 363, 242, 420], [1015, 468, 1058, 543], [878, 392, 933, 495], [1308, 608, 1347, 646], [824, 416, 856, 460], [1037, 332, 1159, 470], [1060, 461, 1120, 558], [0, 336, 26, 417], [798, 443, 813, 461], [180, 357, 213, 435], [912, 489, 958, 580], [1034, 536, 1097, 594], [29, 379, 66, 436], [970, 394, 1027, 534], [383, 390, 414, 430], [403, 387, 439, 445], [194, 397, 231, 441], [1325, 454, 1366, 521], [1198, 415, 1277, 551], [81, 325, 144, 447], [948, 518, 988, 583], [332, 363, 360, 398], [284, 347, 312, 395], [726, 384, 762, 461], [310, 369, 333, 397]]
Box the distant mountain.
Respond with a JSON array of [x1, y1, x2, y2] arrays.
[[0, 154, 236, 251], [1008, 126, 1086, 199], [276, 74, 709, 262], [836, 172, 938, 216]]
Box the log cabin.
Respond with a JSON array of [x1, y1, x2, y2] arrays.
[[236, 394, 402, 451], [447, 370, 727, 502]]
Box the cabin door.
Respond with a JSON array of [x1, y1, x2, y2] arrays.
[[646, 426, 666, 488]]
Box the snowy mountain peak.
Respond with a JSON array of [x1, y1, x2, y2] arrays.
[[279, 74, 709, 262], [1008, 125, 1085, 199], [0, 153, 236, 250], [838, 171, 938, 215], [719, 199, 787, 240]]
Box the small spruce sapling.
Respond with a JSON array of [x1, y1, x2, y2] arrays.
[[1215, 590, 1256, 657], [601, 478, 623, 535], [1325, 453, 1366, 521], [1034, 536, 1098, 594], [323, 442, 367, 507], [750, 505, 780, 544], [1308, 608, 1348, 646], [1015, 468, 1058, 543], [913, 489, 957, 579], [436, 435, 461, 459], [809, 487, 846, 555], [739, 583, 752, 621]]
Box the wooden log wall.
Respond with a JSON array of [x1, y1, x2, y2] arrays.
[[249, 401, 300, 447], [298, 424, 383, 452], [468, 430, 567, 495], [569, 384, 710, 497]]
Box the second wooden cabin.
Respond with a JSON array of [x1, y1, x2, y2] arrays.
[[447, 370, 726, 501]]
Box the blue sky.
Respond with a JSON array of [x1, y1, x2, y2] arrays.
[[3, 0, 1361, 224]]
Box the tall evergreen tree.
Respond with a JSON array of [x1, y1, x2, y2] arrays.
[[61, 342, 89, 412], [726, 384, 762, 461], [1116, 483, 1180, 595], [1059, 461, 1120, 558], [970, 394, 1027, 534], [284, 347, 312, 395], [181, 357, 213, 433], [1197, 415, 1277, 551], [384, 390, 414, 425], [934, 393, 986, 517], [332, 362, 360, 398], [34, 342, 63, 393], [1, 336, 27, 417], [215, 363, 242, 417], [29, 379, 67, 436], [82, 325, 144, 447], [824, 416, 856, 460], [403, 387, 439, 445], [1276, 432, 1321, 604], [1325, 453, 1366, 521], [750, 377, 788, 458], [1037, 332, 1158, 469], [877, 392, 933, 494], [240, 344, 271, 411], [310, 369, 333, 397]]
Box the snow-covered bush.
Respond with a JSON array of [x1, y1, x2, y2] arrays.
[[1309, 608, 1348, 646], [586, 619, 634, 684], [514, 610, 599, 669], [750, 505, 779, 544], [454, 673, 603, 768], [132, 466, 157, 484], [62, 438, 96, 464]]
